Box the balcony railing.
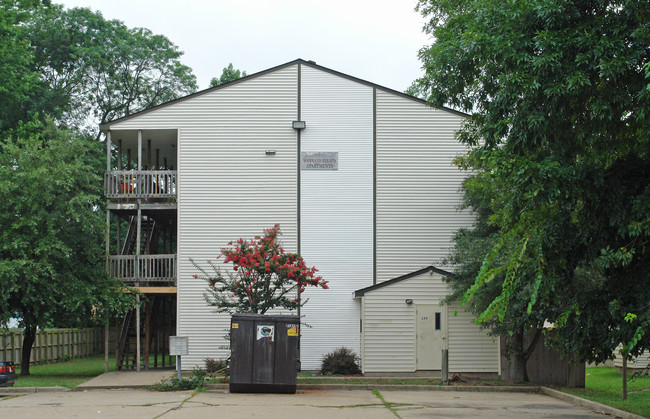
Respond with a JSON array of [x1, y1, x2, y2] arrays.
[[105, 170, 177, 199], [107, 254, 176, 283]]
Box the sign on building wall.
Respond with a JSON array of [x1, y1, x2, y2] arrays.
[[301, 152, 338, 170]]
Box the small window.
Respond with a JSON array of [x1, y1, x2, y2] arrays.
[[435, 312, 441, 330]]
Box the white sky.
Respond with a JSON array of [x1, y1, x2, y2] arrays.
[[56, 0, 432, 91]]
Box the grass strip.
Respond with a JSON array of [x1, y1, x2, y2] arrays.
[[13, 356, 118, 389], [13, 355, 171, 389], [559, 367, 649, 417]]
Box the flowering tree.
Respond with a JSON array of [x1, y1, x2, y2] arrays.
[[193, 225, 328, 314]]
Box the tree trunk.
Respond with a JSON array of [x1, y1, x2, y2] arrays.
[[510, 331, 527, 383], [20, 325, 37, 376], [509, 328, 542, 383], [622, 355, 628, 400], [521, 328, 543, 383]]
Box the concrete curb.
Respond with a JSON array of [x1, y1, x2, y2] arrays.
[[205, 383, 541, 392], [1, 386, 70, 394], [75, 384, 151, 390], [298, 383, 541, 392], [541, 387, 646, 419]]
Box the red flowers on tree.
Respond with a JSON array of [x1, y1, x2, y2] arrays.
[[192, 225, 328, 314]]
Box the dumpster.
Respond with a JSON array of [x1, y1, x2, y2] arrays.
[[229, 313, 300, 393]]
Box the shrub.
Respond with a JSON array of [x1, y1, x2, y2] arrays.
[[321, 347, 361, 375], [194, 225, 328, 315], [149, 368, 206, 391], [204, 357, 229, 375]]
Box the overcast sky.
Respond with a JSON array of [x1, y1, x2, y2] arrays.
[[56, 0, 432, 92]]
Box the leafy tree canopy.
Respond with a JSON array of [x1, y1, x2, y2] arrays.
[[0, 119, 137, 374], [416, 0, 650, 364], [209, 63, 247, 87], [0, 0, 41, 133], [22, 3, 198, 135]]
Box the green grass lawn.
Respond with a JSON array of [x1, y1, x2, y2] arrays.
[[562, 367, 650, 417], [13, 355, 175, 389], [13, 356, 118, 389]]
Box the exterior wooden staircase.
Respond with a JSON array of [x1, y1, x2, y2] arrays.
[[116, 215, 164, 371]]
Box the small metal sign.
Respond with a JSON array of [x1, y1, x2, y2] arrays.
[[169, 336, 188, 356], [301, 152, 338, 170]]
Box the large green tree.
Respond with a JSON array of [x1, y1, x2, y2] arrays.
[[0, 0, 41, 134], [444, 176, 559, 382], [415, 0, 650, 375], [23, 4, 198, 135], [0, 119, 136, 375], [0, 2, 196, 373]]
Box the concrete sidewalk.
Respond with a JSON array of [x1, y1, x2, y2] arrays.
[[4, 371, 640, 418], [0, 388, 614, 418], [76, 369, 174, 390]]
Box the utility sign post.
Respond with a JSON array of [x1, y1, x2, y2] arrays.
[[169, 336, 188, 380]]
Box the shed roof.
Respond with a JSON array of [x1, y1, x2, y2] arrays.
[[100, 58, 468, 131], [354, 265, 453, 298]]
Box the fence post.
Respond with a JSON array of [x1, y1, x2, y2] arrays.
[[16, 330, 21, 365]]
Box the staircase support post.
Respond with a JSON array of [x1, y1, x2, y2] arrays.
[[115, 318, 119, 370], [136, 202, 142, 372], [136, 292, 141, 372], [106, 130, 111, 172], [105, 210, 110, 273], [104, 322, 109, 373], [144, 297, 151, 370]]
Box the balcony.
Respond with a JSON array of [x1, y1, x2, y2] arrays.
[[108, 254, 177, 284], [105, 170, 177, 200]]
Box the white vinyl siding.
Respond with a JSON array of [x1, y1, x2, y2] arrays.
[[447, 301, 500, 372], [299, 66, 374, 369], [360, 271, 498, 373], [110, 66, 299, 368], [614, 350, 650, 369], [375, 91, 473, 282]]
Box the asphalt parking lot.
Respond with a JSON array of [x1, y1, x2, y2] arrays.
[[0, 388, 610, 418]]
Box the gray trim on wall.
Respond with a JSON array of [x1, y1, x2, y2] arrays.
[[297, 63, 302, 255], [354, 265, 454, 297], [296, 62, 302, 366], [373, 87, 377, 285]]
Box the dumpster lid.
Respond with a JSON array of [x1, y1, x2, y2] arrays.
[[231, 313, 300, 322]]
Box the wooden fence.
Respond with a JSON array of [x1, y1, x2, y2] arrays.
[[0, 328, 103, 365], [501, 331, 585, 387]]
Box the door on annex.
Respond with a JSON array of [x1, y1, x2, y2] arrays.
[[416, 304, 446, 370]]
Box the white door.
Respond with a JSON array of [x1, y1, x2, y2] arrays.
[[416, 304, 446, 370]]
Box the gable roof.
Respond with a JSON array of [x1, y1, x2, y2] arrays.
[[354, 265, 454, 297], [99, 58, 468, 131]]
